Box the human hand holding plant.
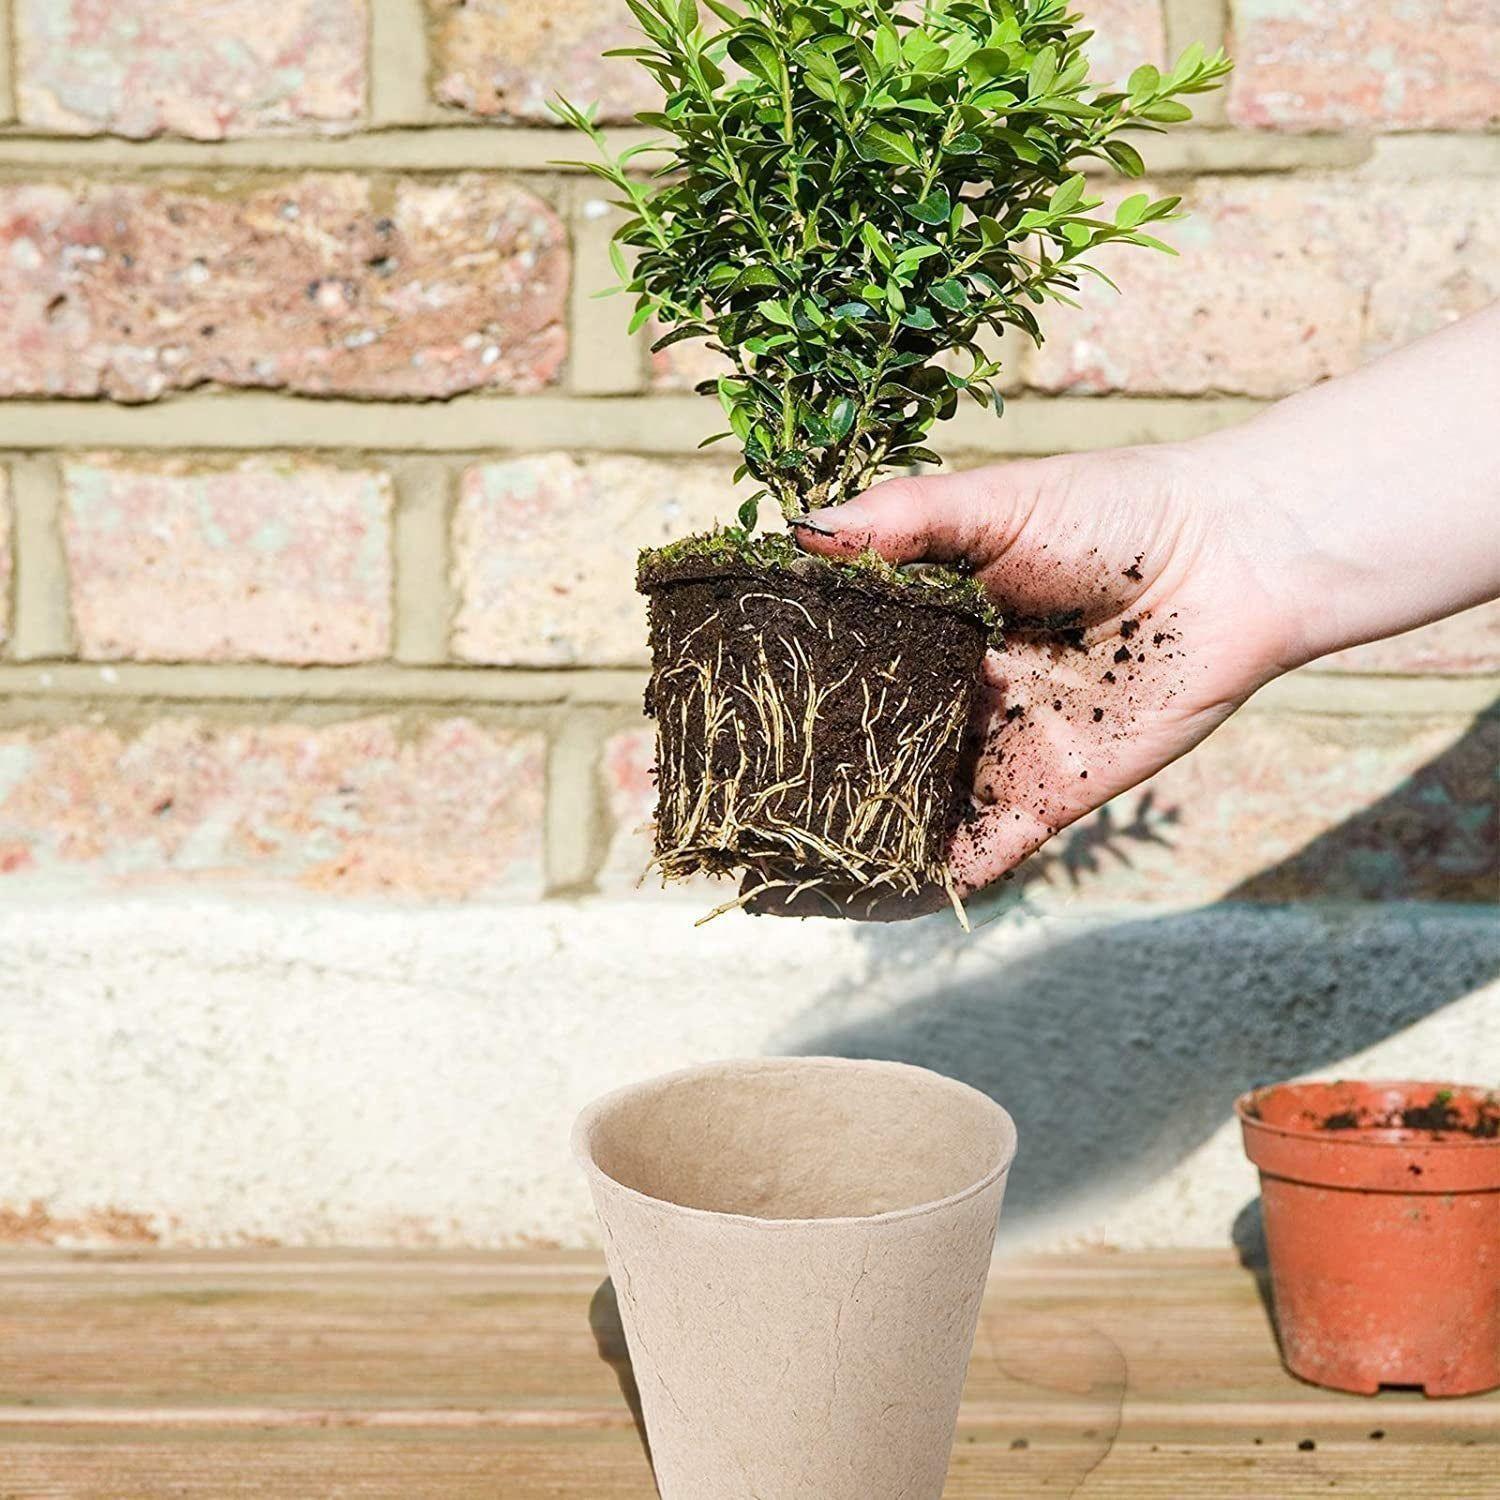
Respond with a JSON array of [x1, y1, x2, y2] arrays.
[[796, 303, 1500, 906], [794, 443, 1285, 900]]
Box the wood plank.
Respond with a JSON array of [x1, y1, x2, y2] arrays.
[[0, 1251, 1494, 1498], [2, 1430, 1495, 1500]]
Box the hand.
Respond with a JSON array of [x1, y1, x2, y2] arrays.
[[793, 442, 1296, 901]]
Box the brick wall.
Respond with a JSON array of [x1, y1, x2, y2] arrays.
[[0, 0, 1494, 910], [0, 1, 1495, 1249]]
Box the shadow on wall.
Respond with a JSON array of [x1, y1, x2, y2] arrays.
[[786, 707, 1500, 1234]]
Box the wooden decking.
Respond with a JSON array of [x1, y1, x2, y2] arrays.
[[0, 1249, 1494, 1497]]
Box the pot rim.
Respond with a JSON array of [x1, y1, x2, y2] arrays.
[[574, 1056, 1018, 1231], [1235, 1078, 1500, 1150]]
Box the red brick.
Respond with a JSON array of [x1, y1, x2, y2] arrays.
[[649, 321, 732, 394], [1314, 603, 1500, 677], [17, 0, 366, 140], [601, 725, 658, 893], [1026, 712, 1494, 907], [1026, 177, 1500, 397], [1229, 0, 1500, 131], [428, 0, 659, 124], [0, 176, 567, 401], [1078, 0, 1166, 86], [452, 455, 757, 667], [62, 456, 393, 664], [0, 718, 545, 897], [603, 713, 1496, 906], [599, 724, 736, 898]]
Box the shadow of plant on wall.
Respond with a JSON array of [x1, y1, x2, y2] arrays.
[[783, 706, 1500, 1234]]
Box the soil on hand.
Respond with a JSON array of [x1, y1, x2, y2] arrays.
[[639, 552, 988, 904]]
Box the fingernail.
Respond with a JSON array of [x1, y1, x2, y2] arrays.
[[800, 504, 863, 532]]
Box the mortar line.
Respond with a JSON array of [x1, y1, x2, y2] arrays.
[[391, 456, 456, 665], [7, 125, 1482, 176], [544, 707, 616, 896], [0, 0, 15, 126], [0, 661, 652, 707], [564, 178, 648, 398], [0, 394, 1269, 456], [1164, 0, 1232, 127], [0, 662, 1490, 718], [367, 0, 441, 129], [8, 453, 74, 662]]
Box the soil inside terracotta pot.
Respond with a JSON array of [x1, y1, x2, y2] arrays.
[[1316, 1096, 1500, 1138], [638, 544, 992, 907]]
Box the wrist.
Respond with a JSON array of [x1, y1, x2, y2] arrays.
[[1169, 429, 1331, 682]]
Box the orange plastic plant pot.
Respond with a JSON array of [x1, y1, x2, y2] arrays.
[[1236, 1080, 1500, 1398]]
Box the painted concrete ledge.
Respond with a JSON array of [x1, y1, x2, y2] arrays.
[[1, 894, 1494, 1252]]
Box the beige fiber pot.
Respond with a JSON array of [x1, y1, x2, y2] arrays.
[[574, 1056, 1018, 1500]]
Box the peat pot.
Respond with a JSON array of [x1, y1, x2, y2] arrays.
[[575, 1056, 1018, 1499], [1237, 1079, 1500, 1397]]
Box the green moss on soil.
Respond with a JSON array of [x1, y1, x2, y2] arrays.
[[639, 528, 1003, 639]]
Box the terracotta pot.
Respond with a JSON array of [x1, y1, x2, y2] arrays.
[[1237, 1079, 1500, 1397], [575, 1057, 1017, 1500]]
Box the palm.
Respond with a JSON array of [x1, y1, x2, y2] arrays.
[[946, 448, 1285, 893]]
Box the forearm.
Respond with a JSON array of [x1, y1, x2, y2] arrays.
[[1188, 302, 1500, 670]]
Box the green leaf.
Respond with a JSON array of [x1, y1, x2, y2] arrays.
[[1049, 173, 1085, 213], [650, 323, 712, 352], [554, 0, 1227, 522], [896, 243, 945, 266], [932, 279, 970, 311], [727, 35, 782, 84], [737, 495, 760, 531], [1126, 232, 1179, 254], [966, 48, 1011, 83], [729, 265, 782, 294], [855, 122, 921, 166], [1104, 140, 1146, 177], [1028, 45, 1057, 97], [909, 188, 952, 224], [1139, 99, 1193, 123], [861, 221, 895, 266]]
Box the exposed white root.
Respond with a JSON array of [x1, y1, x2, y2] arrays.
[[649, 622, 972, 913]]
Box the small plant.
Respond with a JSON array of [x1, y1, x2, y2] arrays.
[[558, 0, 1229, 524], [555, 0, 1228, 913]]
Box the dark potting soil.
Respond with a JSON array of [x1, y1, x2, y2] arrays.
[[638, 551, 989, 887], [1316, 1096, 1500, 1139]]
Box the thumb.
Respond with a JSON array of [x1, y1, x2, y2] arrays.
[[791, 467, 1025, 567]]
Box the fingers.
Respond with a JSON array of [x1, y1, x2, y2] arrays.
[[948, 805, 1058, 898], [792, 468, 1027, 568]]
